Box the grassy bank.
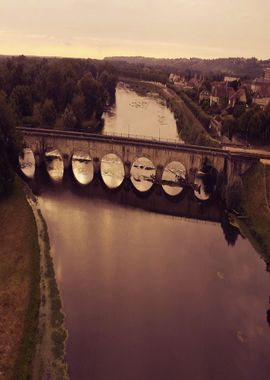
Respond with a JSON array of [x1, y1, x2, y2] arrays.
[[238, 164, 270, 263], [0, 178, 40, 380], [122, 77, 219, 147]]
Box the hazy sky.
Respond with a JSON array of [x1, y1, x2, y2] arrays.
[[0, 0, 269, 59]]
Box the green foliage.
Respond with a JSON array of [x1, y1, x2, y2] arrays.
[[0, 92, 21, 196], [41, 99, 57, 126], [10, 85, 33, 118], [0, 56, 118, 131], [221, 118, 238, 140], [237, 104, 270, 142], [62, 105, 77, 130], [168, 84, 211, 129], [225, 176, 243, 211]]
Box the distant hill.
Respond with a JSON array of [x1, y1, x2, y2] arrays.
[[105, 56, 270, 79]]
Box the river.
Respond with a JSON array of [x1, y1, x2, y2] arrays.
[[26, 83, 270, 379]]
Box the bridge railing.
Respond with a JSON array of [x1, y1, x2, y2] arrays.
[[100, 130, 183, 145]]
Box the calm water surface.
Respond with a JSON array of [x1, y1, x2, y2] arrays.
[[103, 82, 180, 142], [38, 186, 270, 380], [33, 83, 270, 379]]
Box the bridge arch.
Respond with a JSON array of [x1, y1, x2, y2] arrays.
[[19, 147, 36, 178], [71, 150, 94, 185], [130, 156, 156, 192], [44, 149, 64, 182], [100, 153, 125, 189]]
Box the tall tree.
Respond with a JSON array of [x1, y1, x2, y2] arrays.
[[0, 92, 21, 196]]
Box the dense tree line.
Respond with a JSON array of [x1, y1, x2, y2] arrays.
[[222, 104, 270, 143], [0, 55, 118, 131], [167, 83, 211, 130], [106, 56, 265, 78], [107, 60, 169, 83], [0, 91, 21, 196]]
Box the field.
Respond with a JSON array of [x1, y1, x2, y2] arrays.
[[0, 179, 40, 380]]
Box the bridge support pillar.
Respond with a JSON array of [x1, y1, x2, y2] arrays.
[[93, 157, 100, 174], [62, 153, 71, 170], [155, 165, 164, 184], [124, 160, 131, 179]]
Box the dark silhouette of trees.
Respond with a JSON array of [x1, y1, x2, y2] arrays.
[[0, 92, 21, 196], [0, 56, 118, 132]]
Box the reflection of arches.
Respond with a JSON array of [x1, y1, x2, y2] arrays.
[[45, 149, 64, 182], [161, 161, 186, 197], [194, 163, 218, 201], [19, 148, 35, 178], [130, 157, 156, 192], [72, 151, 93, 185], [101, 153, 125, 189]]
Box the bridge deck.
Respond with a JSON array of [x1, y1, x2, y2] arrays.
[[17, 127, 270, 161]]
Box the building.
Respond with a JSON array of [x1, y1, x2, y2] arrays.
[[228, 88, 247, 108], [253, 86, 270, 109], [264, 68, 270, 81], [199, 89, 211, 103], [210, 82, 234, 108], [251, 78, 270, 93]]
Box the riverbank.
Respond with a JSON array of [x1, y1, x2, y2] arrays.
[[121, 77, 219, 147], [0, 178, 69, 380], [0, 178, 40, 380], [27, 190, 70, 380], [234, 164, 270, 265]]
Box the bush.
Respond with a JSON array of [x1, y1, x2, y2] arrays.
[[225, 176, 243, 211]]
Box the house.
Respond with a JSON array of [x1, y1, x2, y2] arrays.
[[253, 86, 270, 109], [264, 68, 270, 81], [228, 88, 247, 108], [199, 89, 211, 103], [169, 73, 181, 84], [251, 78, 270, 93], [210, 82, 231, 108]]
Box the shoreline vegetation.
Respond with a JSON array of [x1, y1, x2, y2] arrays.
[[120, 77, 220, 147], [0, 178, 69, 380], [237, 164, 270, 265]]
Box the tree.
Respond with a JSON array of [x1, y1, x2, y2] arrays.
[[62, 106, 77, 130], [0, 92, 21, 196], [41, 99, 57, 126], [10, 85, 33, 118], [225, 176, 243, 211], [72, 95, 86, 128]]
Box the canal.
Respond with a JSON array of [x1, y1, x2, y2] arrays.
[[25, 83, 270, 379]]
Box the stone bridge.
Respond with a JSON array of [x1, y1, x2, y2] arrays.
[[19, 127, 261, 183]]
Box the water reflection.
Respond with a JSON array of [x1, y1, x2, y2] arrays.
[[45, 149, 64, 183], [162, 161, 186, 196], [36, 185, 270, 380], [19, 148, 35, 178], [72, 151, 93, 185], [194, 172, 210, 200], [100, 153, 125, 189], [130, 157, 156, 192]]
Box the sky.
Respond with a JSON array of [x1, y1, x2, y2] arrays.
[[0, 0, 269, 59]]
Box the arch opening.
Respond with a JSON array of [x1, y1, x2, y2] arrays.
[[162, 161, 186, 196], [19, 148, 35, 178], [130, 157, 156, 192], [72, 151, 93, 185], [45, 149, 64, 183], [101, 153, 125, 189]]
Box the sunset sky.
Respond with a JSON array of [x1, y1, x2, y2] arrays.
[[0, 0, 269, 59]]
